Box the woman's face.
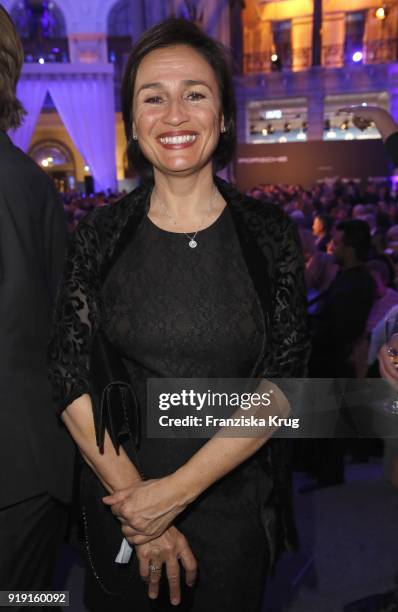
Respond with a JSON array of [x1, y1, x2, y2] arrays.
[[132, 45, 224, 177]]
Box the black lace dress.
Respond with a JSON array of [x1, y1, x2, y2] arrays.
[[85, 206, 273, 611]]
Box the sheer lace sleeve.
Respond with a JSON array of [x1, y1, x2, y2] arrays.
[[266, 214, 310, 378], [48, 213, 102, 414]]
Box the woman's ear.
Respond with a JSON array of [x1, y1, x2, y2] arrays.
[[132, 123, 138, 141]]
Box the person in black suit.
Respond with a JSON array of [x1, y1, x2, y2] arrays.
[[302, 220, 375, 491], [0, 6, 74, 598], [309, 219, 375, 378]]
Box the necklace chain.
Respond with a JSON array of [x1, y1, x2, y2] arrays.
[[153, 187, 219, 248]]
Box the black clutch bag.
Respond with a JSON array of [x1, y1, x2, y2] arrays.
[[89, 330, 140, 454], [80, 330, 143, 594]]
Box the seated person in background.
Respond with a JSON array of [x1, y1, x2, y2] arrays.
[[353, 258, 398, 377], [312, 213, 333, 252], [360, 212, 386, 258], [368, 303, 398, 369], [352, 203, 365, 219], [386, 224, 398, 258], [299, 229, 338, 314], [366, 260, 398, 336]]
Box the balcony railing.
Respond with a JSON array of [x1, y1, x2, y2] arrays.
[[22, 37, 69, 63], [243, 38, 398, 75], [243, 47, 311, 74], [365, 38, 397, 64]]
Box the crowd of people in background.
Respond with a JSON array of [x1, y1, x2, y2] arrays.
[[64, 176, 398, 384], [60, 189, 126, 232], [249, 178, 398, 374]]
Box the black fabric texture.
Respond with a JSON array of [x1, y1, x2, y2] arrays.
[[48, 176, 310, 609]]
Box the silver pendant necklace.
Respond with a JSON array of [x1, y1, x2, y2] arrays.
[[153, 187, 219, 248]]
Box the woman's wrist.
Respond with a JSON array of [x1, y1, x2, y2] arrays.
[[166, 464, 205, 508]]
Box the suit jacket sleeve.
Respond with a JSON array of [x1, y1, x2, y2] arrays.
[[42, 180, 67, 304], [48, 212, 102, 415]]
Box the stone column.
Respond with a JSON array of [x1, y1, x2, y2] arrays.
[[311, 0, 323, 67], [307, 87, 324, 141]]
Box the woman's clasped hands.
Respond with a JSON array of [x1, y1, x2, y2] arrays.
[[102, 475, 189, 544], [103, 476, 198, 605]]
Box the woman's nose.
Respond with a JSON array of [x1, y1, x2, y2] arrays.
[[162, 98, 189, 125]]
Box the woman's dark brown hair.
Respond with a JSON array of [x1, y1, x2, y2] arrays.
[[0, 6, 25, 131], [121, 18, 237, 177]]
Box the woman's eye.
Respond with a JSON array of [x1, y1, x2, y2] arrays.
[[186, 91, 205, 101], [144, 95, 163, 104]]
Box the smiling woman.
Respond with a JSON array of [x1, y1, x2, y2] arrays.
[[132, 45, 223, 183], [48, 16, 310, 612]]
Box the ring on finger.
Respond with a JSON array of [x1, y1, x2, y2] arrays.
[[149, 563, 161, 573]]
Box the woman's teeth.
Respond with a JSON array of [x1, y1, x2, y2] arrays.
[[159, 134, 197, 144]]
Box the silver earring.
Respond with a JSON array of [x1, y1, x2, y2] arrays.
[[221, 126, 226, 134], [132, 134, 138, 141]]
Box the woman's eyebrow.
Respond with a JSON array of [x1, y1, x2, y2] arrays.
[[136, 79, 212, 96], [136, 82, 162, 95], [182, 79, 212, 89]]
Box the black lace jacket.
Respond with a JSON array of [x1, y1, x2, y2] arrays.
[[48, 176, 310, 568]]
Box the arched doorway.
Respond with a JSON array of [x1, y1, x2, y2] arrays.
[[29, 140, 76, 192], [10, 0, 69, 63]]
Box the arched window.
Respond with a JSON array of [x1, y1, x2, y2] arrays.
[[10, 1, 69, 62], [107, 0, 135, 111], [107, 0, 135, 37]]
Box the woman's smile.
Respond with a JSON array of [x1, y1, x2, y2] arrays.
[[157, 130, 199, 149]]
